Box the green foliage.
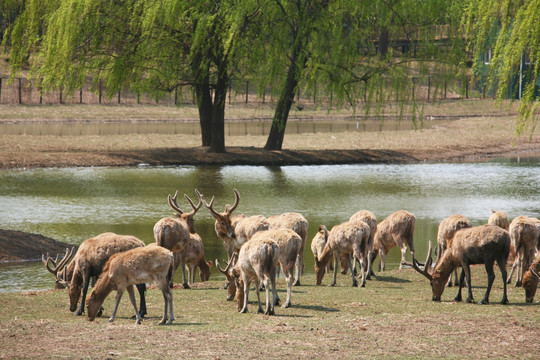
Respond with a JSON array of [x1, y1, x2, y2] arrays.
[[463, 0, 540, 137]]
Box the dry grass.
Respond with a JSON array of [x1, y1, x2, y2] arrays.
[[0, 269, 538, 359]]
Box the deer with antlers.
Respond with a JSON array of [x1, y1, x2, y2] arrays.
[[200, 189, 269, 260], [42, 232, 147, 316], [154, 190, 202, 289], [412, 225, 510, 304]]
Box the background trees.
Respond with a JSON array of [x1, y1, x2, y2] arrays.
[[3, 1, 534, 152]]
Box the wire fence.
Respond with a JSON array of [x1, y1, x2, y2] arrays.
[[0, 75, 470, 106]]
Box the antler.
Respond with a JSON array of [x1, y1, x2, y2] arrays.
[[225, 189, 240, 215], [184, 190, 202, 216], [42, 247, 75, 276], [411, 242, 434, 280], [216, 252, 237, 275], [200, 192, 221, 218]]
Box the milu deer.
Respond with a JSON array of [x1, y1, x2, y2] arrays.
[[154, 190, 202, 289], [315, 220, 370, 287], [311, 225, 331, 273], [55, 232, 147, 317], [435, 214, 471, 287], [522, 250, 540, 303], [506, 216, 540, 286], [488, 209, 510, 231], [349, 210, 377, 279], [232, 236, 280, 315], [201, 189, 269, 260], [172, 232, 212, 285], [87, 244, 174, 325], [267, 212, 308, 286], [412, 225, 510, 304], [371, 210, 416, 272]]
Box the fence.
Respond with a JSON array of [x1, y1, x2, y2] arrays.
[[0, 75, 469, 106]]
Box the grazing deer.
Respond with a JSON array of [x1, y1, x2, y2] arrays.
[[154, 190, 201, 289], [201, 189, 269, 259], [506, 216, 540, 286], [216, 255, 238, 301], [412, 225, 510, 304], [371, 210, 416, 272], [267, 212, 308, 286], [435, 214, 471, 287], [87, 244, 174, 325], [53, 232, 147, 317], [315, 220, 370, 287], [42, 247, 76, 289], [173, 233, 212, 284], [311, 225, 331, 273], [522, 251, 540, 303], [233, 237, 280, 315], [349, 210, 377, 279]]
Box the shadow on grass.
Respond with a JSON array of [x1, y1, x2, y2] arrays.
[[371, 275, 411, 283]]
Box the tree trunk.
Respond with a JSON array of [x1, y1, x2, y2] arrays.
[[209, 61, 228, 153], [264, 49, 300, 151], [195, 76, 213, 147]]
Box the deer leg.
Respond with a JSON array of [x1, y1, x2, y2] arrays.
[[331, 254, 339, 287], [282, 268, 293, 308], [462, 263, 475, 303], [454, 269, 465, 302], [379, 250, 387, 272], [132, 283, 147, 319], [497, 257, 509, 305], [265, 276, 275, 316], [76, 276, 91, 316], [366, 249, 373, 280], [126, 285, 142, 325], [255, 279, 264, 314], [109, 288, 125, 323], [240, 278, 250, 314], [399, 245, 408, 270], [181, 251, 190, 289], [517, 252, 526, 287], [507, 256, 518, 284], [347, 255, 358, 287], [293, 242, 304, 286], [479, 261, 496, 304], [355, 253, 366, 288], [158, 279, 174, 325]]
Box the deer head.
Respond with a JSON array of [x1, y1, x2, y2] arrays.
[[411, 242, 451, 301], [216, 252, 238, 301], [42, 247, 75, 289], [522, 266, 540, 303], [167, 190, 202, 234], [201, 189, 240, 239]]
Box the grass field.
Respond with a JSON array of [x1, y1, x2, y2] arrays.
[[0, 268, 538, 359]]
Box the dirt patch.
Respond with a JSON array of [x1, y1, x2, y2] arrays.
[[0, 229, 74, 263]]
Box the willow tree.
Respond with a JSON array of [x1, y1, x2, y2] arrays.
[[244, 0, 466, 151], [3, 0, 256, 153], [463, 0, 540, 136]]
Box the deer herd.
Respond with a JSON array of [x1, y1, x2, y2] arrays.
[[42, 189, 540, 325]]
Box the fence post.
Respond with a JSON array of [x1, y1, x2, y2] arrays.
[[18, 78, 22, 104], [427, 76, 431, 101], [60, 89, 63, 104], [117, 89, 121, 104], [99, 81, 102, 104], [444, 80, 447, 99], [80, 88, 83, 104], [0, 77, 2, 104], [245, 81, 249, 104]]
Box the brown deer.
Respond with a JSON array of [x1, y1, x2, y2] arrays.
[[267, 212, 308, 286], [488, 209, 510, 231], [216, 255, 237, 301], [86, 244, 174, 325], [522, 251, 540, 303], [56, 232, 147, 316], [232, 236, 280, 315], [314, 220, 370, 287], [173, 233, 212, 284], [435, 214, 471, 287], [42, 247, 76, 289], [412, 225, 510, 304], [349, 210, 377, 279], [311, 225, 331, 273], [154, 190, 201, 289], [371, 210, 416, 272], [506, 216, 540, 286], [200, 189, 269, 259]]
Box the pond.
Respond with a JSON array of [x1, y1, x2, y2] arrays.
[[1, 158, 539, 292]]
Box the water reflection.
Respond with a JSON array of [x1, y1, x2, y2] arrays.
[[1, 160, 539, 292]]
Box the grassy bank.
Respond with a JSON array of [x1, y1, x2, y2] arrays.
[[1, 269, 538, 359]]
